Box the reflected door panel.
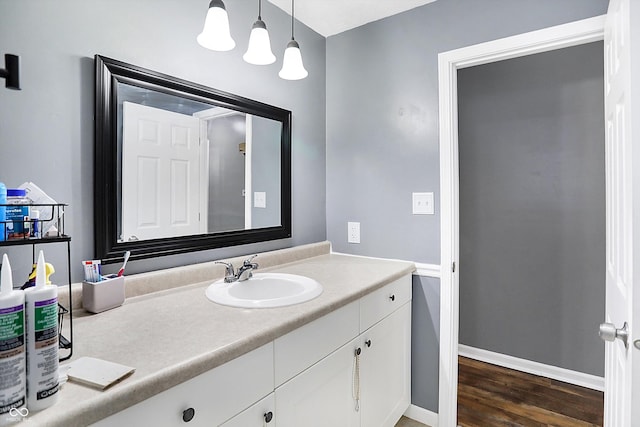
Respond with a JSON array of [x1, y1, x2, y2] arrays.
[[122, 102, 202, 242]]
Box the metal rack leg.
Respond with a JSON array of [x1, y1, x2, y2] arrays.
[[60, 240, 73, 361]]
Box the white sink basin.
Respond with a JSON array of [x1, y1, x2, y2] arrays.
[[205, 273, 323, 308]]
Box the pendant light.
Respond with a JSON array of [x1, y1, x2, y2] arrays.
[[243, 0, 276, 65], [279, 0, 308, 80], [197, 0, 236, 52]]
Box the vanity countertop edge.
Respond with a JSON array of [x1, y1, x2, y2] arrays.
[[31, 245, 415, 427]]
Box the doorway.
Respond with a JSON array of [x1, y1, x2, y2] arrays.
[[456, 40, 605, 383], [436, 16, 606, 426]]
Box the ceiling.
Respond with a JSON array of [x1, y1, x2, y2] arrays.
[[266, 0, 438, 37]]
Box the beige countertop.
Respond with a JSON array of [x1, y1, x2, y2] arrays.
[[28, 243, 415, 426]]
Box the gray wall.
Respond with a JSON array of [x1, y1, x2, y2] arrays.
[[251, 116, 282, 228], [412, 275, 440, 413], [457, 42, 605, 376], [326, 0, 608, 413], [0, 0, 326, 281], [208, 115, 246, 233], [326, 0, 608, 263]]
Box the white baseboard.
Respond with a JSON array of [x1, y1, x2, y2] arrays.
[[404, 404, 438, 427], [458, 344, 604, 392]]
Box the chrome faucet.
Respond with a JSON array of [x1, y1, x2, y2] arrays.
[[215, 255, 259, 283]]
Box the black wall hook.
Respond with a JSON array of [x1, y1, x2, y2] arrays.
[[0, 54, 21, 90]]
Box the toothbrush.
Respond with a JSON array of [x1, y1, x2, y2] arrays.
[[117, 251, 130, 277]]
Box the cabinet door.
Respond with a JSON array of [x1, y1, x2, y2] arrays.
[[220, 394, 275, 427], [276, 338, 360, 427], [360, 303, 411, 427]]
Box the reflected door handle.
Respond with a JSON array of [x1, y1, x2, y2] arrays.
[[599, 322, 629, 348]]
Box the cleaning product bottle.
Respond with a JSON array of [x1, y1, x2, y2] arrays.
[[0, 183, 6, 242], [0, 254, 26, 425], [24, 251, 58, 411], [5, 189, 29, 240], [30, 210, 40, 240]]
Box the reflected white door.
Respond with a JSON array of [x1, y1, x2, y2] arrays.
[[602, 1, 639, 425], [122, 102, 202, 242]]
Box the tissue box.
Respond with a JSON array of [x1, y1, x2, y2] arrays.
[[82, 276, 125, 313]]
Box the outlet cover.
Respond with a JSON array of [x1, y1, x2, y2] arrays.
[[254, 192, 266, 208], [347, 222, 360, 244], [412, 192, 435, 215]]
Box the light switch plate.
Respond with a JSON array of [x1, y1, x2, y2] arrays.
[[412, 192, 435, 215], [254, 192, 266, 208], [347, 222, 360, 244]]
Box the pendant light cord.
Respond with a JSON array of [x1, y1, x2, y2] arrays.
[[258, 0, 262, 20], [291, 0, 295, 40]]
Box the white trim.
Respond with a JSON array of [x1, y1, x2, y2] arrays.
[[330, 252, 441, 278], [459, 344, 605, 392], [414, 263, 441, 278], [244, 114, 253, 229], [404, 404, 438, 427], [438, 16, 605, 427], [192, 107, 242, 120], [198, 119, 209, 234]]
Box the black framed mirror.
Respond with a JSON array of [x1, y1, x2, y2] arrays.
[[94, 55, 292, 263]]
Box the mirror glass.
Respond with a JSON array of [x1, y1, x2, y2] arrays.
[[95, 55, 291, 263]]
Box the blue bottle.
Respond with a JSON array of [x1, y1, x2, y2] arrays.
[[0, 183, 6, 241]]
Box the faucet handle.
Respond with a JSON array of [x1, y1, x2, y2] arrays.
[[243, 254, 259, 267], [215, 261, 235, 277]]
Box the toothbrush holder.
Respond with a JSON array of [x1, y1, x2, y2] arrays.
[[82, 276, 125, 313]]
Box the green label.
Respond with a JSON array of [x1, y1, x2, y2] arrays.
[[35, 303, 57, 332], [0, 305, 24, 352]]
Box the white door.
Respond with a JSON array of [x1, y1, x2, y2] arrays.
[[359, 303, 411, 427], [275, 338, 360, 427], [122, 102, 202, 242], [600, 1, 639, 426]]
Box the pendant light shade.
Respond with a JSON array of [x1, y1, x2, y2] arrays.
[[279, 0, 308, 80], [279, 40, 308, 80], [243, 0, 275, 65], [197, 0, 236, 52]]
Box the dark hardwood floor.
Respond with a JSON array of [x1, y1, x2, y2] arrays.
[[457, 356, 604, 427]]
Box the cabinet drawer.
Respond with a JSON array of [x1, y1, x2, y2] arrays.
[[274, 300, 359, 386], [360, 275, 411, 332], [92, 343, 274, 427]]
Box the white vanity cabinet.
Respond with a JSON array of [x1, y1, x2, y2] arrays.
[[92, 343, 274, 427], [92, 275, 411, 427], [275, 275, 411, 427]]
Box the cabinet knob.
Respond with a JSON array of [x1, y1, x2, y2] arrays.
[[182, 407, 195, 422], [365, 339, 372, 348], [389, 294, 396, 301], [264, 411, 273, 423]]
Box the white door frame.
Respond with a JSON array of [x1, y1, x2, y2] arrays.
[[437, 16, 606, 427]]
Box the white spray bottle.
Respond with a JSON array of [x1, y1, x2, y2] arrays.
[[0, 254, 26, 425], [24, 251, 58, 411]]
